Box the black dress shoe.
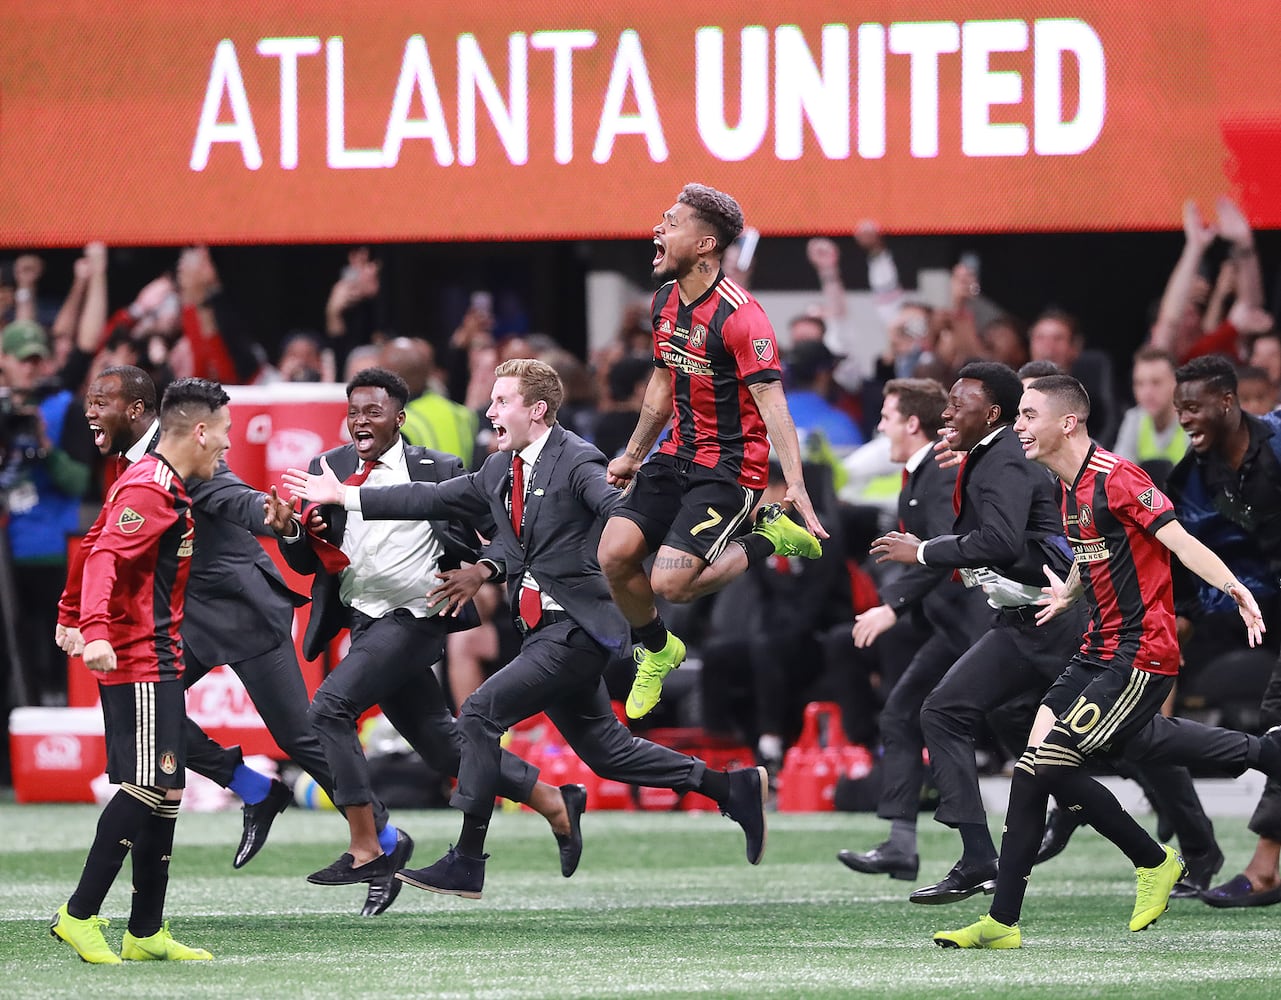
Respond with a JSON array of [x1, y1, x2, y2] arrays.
[[722, 766, 768, 865], [837, 841, 919, 881], [1033, 806, 1082, 867], [556, 784, 587, 878], [362, 829, 415, 917], [397, 845, 487, 899], [234, 778, 293, 869], [1169, 844, 1224, 898], [1200, 872, 1281, 908], [307, 852, 391, 886], [909, 859, 999, 905]]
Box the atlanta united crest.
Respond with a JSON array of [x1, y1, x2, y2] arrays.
[[159, 751, 178, 775], [690, 324, 706, 349]]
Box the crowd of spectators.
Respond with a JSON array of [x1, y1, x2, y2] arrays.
[[2, 195, 1278, 794]]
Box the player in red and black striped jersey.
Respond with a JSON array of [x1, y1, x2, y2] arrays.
[[51, 379, 229, 965], [599, 184, 829, 721], [937, 373, 1272, 949]]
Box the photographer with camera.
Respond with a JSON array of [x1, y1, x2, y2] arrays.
[[0, 320, 95, 705]]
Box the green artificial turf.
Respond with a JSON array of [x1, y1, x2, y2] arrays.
[[1, 803, 1278, 998]]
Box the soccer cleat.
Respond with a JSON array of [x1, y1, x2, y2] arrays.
[[121, 922, 212, 961], [625, 632, 686, 719], [234, 778, 293, 869], [933, 913, 1022, 949], [752, 502, 821, 559], [49, 904, 121, 964], [1130, 845, 1186, 931]]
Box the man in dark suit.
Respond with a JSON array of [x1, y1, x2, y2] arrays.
[[837, 378, 993, 883], [870, 362, 1087, 903], [283, 358, 768, 899], [266, 367, 583, 914], [54, 365, 393, 916]]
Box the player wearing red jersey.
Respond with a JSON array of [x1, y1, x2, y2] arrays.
[[936, 374, 1276, 949], [50, 378, 230, 965], [598, 183, 828, 720]]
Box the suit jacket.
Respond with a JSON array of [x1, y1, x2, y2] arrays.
[[184, 462, 309, 666], [278, 442, 483, 662], [358, 424, 631, 657], [919, 425, 1072, 587], [878, 449, 991, 636]]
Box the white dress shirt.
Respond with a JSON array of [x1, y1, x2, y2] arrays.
[[337, 437, 446, 619]]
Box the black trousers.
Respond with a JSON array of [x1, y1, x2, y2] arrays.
[[1248, 658, 1281, 841], [309, 609, 538, 810], [181, 638, 394, 831], [877, 628, 976, 822], [921, 605, 1085, 827], [452, 620, 704, 820]]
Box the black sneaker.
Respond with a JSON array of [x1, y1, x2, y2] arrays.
[[396, 846, 487, 899], [722, 766, 768, 865]]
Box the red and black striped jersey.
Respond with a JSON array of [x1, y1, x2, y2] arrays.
[[1061, 445, 1179, 674], [79, 454, 193, 685], [650, 272, 780, 488]]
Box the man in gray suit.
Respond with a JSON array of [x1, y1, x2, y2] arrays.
[[284, 358, 768, 899], [266, 367, 584, 915], [54, 365, 391, 915]]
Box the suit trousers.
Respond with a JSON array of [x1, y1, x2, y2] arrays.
[[451, 620, 705, 820], [182, 641, 393, 831], [309, 608, 539, 810], [1247, 657, 1281, 841], [877, 629, 976, 823], [921, 605, 1085, 828]]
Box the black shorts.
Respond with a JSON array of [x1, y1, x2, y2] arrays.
[[1041, 654, 1175, 760], [100, 679, 187, 789], [614, 453, 762, 562]]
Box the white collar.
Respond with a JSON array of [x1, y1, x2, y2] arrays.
[[366, 435, 406, 473], [125, 419, 160, 465], [516, 424, 554, 467], [973, 424, 1005, 451], [904, 441, 933, 474]]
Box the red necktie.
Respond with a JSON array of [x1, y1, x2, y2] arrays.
[[304, 461, 377, 575], [510, 454, 542, 629], [898, 466, 910, 532], [951, 454, 968, 516]]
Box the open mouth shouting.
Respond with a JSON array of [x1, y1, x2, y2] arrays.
[[352, 428, 377, 458], [652, 236, 666, 270]]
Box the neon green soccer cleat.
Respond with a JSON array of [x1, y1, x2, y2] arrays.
[[49, 904, 121, 964], [1130, 845, 1186, 932], [121, 922, 213, 961], [625, 632, 687, 720], [933, 913, 1022, 949], [753, 503, 821, 559]]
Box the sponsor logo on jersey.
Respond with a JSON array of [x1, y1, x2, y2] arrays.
[[753, 338, 775, 362], [657, 340, 713, 376], [177, 517, 194, 558], [1070, 536, 1110, 563], [117, 507, 145, 534]]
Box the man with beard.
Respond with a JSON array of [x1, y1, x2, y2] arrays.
[[1166, 354, 1281, 907], [597, 183, 828, 722]]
